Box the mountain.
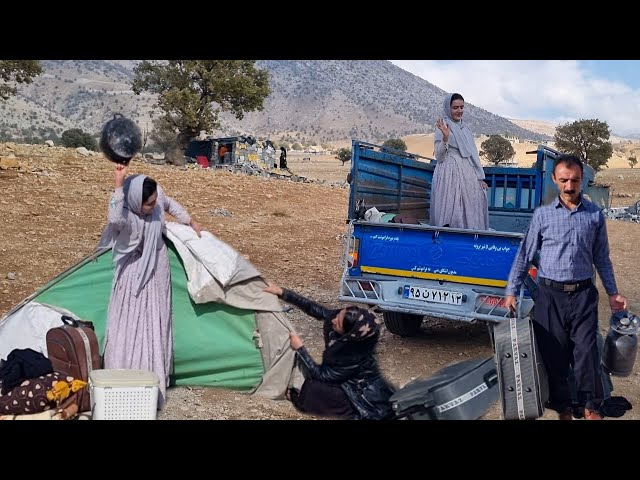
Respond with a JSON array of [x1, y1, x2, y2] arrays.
[[0, 60, 548, 145], [507, 118, 558, 138], [0, 60, 155, 142], [508, 117, 639, 144], [618, 132, 640, 140]]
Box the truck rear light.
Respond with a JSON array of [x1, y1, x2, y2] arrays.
[[348, 237, 360, 268], [476, 295, 508, 309], [360, 281, 374, 291]]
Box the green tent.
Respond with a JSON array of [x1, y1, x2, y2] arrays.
[[0, 228, 296, 397]]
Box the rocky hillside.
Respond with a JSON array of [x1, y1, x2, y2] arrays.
[[2, 60, 547, 145], [0, 61, 154, 143]]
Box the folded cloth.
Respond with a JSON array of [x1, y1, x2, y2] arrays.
[[46, 379, 88, 403], [600, 396, 632, 418], [571, 396, 632, 419]]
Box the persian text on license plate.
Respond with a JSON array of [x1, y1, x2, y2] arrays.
[[402, 285, 463, 306]]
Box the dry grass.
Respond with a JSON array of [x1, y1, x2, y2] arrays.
[[271, 210, 290, 218]]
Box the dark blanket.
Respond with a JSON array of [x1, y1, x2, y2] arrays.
[[0, 348, 53, 394]]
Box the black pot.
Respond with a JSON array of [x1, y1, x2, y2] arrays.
[[100, 114, 142, 165]]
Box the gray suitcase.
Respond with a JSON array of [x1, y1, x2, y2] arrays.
[[390, 356, 499, 420], [493, 315, 549, 420]]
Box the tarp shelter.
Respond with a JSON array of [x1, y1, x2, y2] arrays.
[[0, 223, 300, 399], [185, 140, 215, 162], [185, 136, 277, 169]]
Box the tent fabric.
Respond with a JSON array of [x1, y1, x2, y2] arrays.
[[164, 223, 282, 310], [185, 140, 214, 160], [0, 302, 77, 360], [253, 311, 304, 397], [0, 223, 297, 398], [164, 223, 296, 397]]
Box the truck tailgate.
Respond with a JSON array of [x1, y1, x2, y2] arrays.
[[350, 222, 523, 288]]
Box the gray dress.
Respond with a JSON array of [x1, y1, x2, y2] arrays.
[[430, 139, 489, 230], [102, 186, 191, 408]]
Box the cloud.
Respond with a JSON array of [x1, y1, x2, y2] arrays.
[[390, 60, 640, 137]]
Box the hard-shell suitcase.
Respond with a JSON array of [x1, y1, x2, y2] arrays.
[[390, 356, 499, 420], [493, 315, 549, 420], [46, 315, 101, 413]]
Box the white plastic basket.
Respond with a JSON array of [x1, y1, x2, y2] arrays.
[[89, 369, 160, 420]]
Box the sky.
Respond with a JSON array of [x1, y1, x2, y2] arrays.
[[390, 60, 640, 138]]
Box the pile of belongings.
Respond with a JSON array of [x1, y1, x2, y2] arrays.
[[0, 348, 87, 420]]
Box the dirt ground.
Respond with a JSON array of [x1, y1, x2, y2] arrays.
[[1, 144, 639, 421]]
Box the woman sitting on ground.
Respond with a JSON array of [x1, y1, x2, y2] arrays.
[[263, 283, 395, 420]]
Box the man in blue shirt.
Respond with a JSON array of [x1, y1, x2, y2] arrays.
[[505, 154, 627, 420]]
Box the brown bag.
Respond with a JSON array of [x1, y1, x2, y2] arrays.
[[46, 315, 101, 413]]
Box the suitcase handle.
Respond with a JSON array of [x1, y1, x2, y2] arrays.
[[392, 390, 438, 419], [485, 369, 498, 388], [507, 286, 527, 320], [393, 401, 437, 420], [60, 315, 95, 331], [61, 315, 79, 327]]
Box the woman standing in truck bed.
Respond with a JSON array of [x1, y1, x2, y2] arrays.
[[430, 92, 489, 230]]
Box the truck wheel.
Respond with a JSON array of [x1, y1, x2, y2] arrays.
[[383, 312, 423, 337]]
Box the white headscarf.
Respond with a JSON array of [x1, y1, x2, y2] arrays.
[[434, 93, 485, 180], [98, 174, 164, 296]]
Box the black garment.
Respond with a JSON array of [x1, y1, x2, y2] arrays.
[[279, 147, 287, 169], [0, 348, 53, 394], [600, 396, 632, 418], [289, 379, 355, 418], [533, 282, 603, 413], [281, 289, 395, 420]]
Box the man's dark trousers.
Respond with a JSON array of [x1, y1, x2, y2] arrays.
[[533, 282, 603, 412]]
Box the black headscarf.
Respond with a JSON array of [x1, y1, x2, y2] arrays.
[[322, 307, 381, 365]]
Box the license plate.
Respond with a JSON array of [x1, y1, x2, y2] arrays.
[[403, 285, 463, 306]]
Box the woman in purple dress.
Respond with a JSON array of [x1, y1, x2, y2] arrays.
[[98, 163, 202, 408]]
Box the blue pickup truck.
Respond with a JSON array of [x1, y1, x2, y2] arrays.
[[338, 141, 596, 337]]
